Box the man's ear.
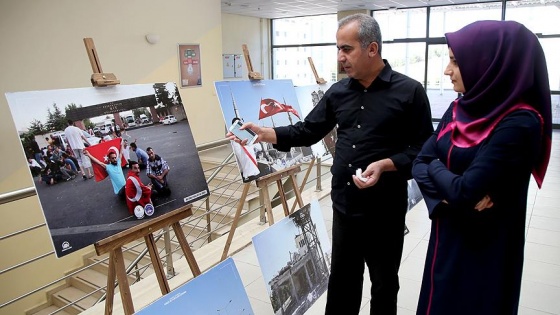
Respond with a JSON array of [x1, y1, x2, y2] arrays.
[[369, 42, 379, 57]]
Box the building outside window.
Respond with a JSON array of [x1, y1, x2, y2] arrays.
[[271, 1, 560, 125], [272, 14, 338, 86]]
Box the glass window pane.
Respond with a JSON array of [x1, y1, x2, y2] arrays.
[[426, 44, 456, 119], [383, 43, 426, 86], [429, 2, 502, 37], [374, 8, 427, 40], [272, 14, 337, 45], [506, 1, 560, 35], [273, 46, 338, 86], [553, 95, 560, 125], [541, 38, 560, 92]]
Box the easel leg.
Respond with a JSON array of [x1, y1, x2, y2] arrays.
[[171, 222, 201, 276], [276, 179, 290, 217], [144, 233, 170, 294], [290, 174, 305, 208], [221, 183, 251, 261], [109, 248, 134, 315], [104, 251, 116, 315], [290, 158, 314, 213], [260, 185, 275, 225]]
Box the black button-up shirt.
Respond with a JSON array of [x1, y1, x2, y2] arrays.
[[275, 61, 433, 217]]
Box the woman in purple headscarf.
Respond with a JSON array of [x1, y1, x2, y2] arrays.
[[412, 20, 552, 315]]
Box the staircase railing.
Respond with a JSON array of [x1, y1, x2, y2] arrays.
[[0, 139, 333, 315]]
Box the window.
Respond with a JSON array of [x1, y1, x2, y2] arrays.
[[429, 3, 502, 37], [375, 8, 427, 40], [272, 14, 338, 86], [270, 1, 559, 125], [272, 15, 337, 45], [273, 45, 337, 86], [506, 1, 560, 35], [383, 43, 426, 86]]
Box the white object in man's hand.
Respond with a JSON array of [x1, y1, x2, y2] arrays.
[[356, 168, 368, 182]]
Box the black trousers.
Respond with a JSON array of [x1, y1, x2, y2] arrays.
[[325, 209, 406, 315]]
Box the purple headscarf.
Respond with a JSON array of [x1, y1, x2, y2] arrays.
[[444, 20, 552, 188]]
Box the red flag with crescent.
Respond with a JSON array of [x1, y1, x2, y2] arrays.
[[84, 138, 126, 182], [259, 98, 301, 120], [283, 104, 300, 119], [259, 98, 285, 119]]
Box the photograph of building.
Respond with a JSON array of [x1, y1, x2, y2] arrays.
[[252, 201, 331, 315]]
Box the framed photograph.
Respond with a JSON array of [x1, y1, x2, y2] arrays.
[[252, 200, 331, 315], [214, 79, 313, 183], [136, 258, 253, 314], [178, 44, 202, 88], [5, 82, 209, 257]]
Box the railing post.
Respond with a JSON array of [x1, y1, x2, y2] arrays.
[[205, 198, 212, 243], [316, 156, 322, 191], [259, 189, 267, 224], [163, 227, 176, 279]]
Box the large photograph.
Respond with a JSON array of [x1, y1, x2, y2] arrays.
[[252, 201, 331, 315], [294, 82, 337, 158], [6, 82, 209, 257], [215, 79, 313, 182], [136, 257, 254, 314]]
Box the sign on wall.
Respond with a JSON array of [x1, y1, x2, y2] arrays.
[[178, 44, 202, 88]]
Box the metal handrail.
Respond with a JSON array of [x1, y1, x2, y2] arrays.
[[0, 187, 36, 206], [0, 140, 333, 313]]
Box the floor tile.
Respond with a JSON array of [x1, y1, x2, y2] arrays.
[[524, 242, 560, 265], [520, 280, 560, 314]]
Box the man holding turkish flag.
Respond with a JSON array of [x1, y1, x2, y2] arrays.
[[83, 138, 128, 199], [259, 98, 300, 120]]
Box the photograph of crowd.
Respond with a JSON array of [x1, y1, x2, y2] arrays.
[[6, 82, 209, 257]]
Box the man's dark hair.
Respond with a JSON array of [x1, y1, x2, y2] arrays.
[[130, 142, 137, 149], [107, 151, 117, 158], [129, 161, 139, 167], [67, 119, 74, 126], [338, 13, 383, 54], [146, 147, 153, 152]]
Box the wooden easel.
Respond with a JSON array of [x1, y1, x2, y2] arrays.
[[308, 57, 327, 84], [84, 38, 200, 314], [95, 206, 201, 315], [221, 165, 305, 260], [83, 38, 120, 86], [242, 44, 263, 80]]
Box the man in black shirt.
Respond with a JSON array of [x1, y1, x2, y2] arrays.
[[229, 13, 433, 314]]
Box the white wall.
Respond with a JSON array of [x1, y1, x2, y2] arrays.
[[221, 13, 271, 80]]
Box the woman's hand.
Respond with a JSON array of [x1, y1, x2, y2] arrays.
[[475, 195, 494, 211]]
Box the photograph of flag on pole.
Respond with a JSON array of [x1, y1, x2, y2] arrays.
[[259, 98, 300, 120], [215, 79, 313, 183]]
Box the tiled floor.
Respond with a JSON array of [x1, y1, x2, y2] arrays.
[[231, 130, 560, 315]]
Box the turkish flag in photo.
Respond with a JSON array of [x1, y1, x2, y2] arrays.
[[283, 104, 300, 119], [259, 98, 286, 120], [84, 138, 126, 182]]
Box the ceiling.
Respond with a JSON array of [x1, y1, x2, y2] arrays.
[[220, 0, 498, 19]]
